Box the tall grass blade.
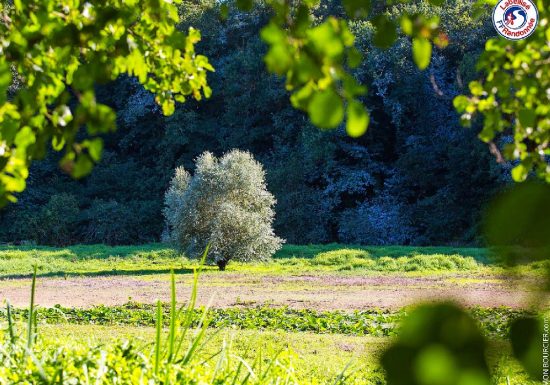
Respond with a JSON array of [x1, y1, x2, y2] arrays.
[[259, 349, 283, 382], [154, 300, 162, 376], [230, 360, 244, 385], [6, 301, 15, 344], [173, 244, 210, 358], [331, 361, 355, 385], [168, 270, 177, 362], [27, 265, 37, 349]]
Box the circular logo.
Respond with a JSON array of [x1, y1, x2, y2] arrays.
[[492, 0, 538, 40]]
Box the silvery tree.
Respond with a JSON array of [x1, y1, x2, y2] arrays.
[[164, 150, 283, 270]]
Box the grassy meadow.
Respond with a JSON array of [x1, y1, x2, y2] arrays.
[[0, 242, 544, 277], [0, 243, 547, 384]]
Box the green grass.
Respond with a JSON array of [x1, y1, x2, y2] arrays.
[[0, 244, 544, 384], [276, 244, 490, 262], [36, 325, 386, 383], [32, 324, 538, 385], [0, 243, 544, 279]]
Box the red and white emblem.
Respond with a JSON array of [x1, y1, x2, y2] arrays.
[[493, 0, 538, 40]]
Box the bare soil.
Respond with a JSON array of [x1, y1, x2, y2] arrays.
[[0, 272, 545, 310]]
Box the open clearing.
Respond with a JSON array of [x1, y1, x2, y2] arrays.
[[0, 244, 546, 309], [0, 271, 542, 309], [0, 244, 546, 384]]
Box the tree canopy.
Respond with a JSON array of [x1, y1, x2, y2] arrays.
[[0, 0, 213, 205]]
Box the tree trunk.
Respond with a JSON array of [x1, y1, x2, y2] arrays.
[[216, 259, 228, 271]]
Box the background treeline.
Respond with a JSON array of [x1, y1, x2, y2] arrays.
[[0, 0, 507, 246]]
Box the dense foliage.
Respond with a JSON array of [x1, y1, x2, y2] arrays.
[[0, 0, 213, 205], [455, 1, 550, 182], [0, 0, 505, 246], [165, 150, 283, 269], [6, 302, 529, 339]]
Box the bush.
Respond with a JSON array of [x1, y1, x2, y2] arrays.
[[165, 150, 284, 270], [34, 193, 79, 246], [81, 200, 160, 245], [338, 196, 415, 246], [311, 249, 371, 266]]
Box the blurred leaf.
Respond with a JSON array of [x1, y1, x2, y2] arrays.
[[511, 163, 529, 182], [236, 0, 253, 11], [400, 15, 413, 35], [510, 317, 544, 380], [347, 47, 363, 68], [372, 15, 397, 49], [382, 303, 490, 385], [412, 38, 432, 70], [264, 45, 292, 74], [308, 20, 344, 58], [0, 59, 12, 104], [342, 0, 371, 19], [484, 182, 550, 262], [308, 89, 344, 129], [219, 3, 229, 20], [346, 101, 369, 137], [453, 95, 469, 112], [83, 138, 103, 162], [72, 154, 94, 179], [518, 109, 536, 128]]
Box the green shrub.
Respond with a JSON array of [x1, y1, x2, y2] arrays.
[[34, 193, 80, 246], [377, 257, 399, 271], [164, 150, 284, 270], [311, 249, 371, 266], [81, 200, 160, 245]]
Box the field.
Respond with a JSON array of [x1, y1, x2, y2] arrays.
[[0, 243, 548, 384]]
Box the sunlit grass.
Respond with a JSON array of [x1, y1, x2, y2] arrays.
[[0, 243, 546, 279], [33, 324, 538, 385]]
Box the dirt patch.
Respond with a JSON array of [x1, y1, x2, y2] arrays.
[[0, 272, 544, 310]]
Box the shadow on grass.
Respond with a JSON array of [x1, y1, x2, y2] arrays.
[[0, 267, 202, 280]]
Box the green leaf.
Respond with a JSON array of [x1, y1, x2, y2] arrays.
[[307, 89, 344, 129], [412, 38, 432, 70], [14, 126, 36, 149], [84, 139, 103, 162], [518, 109, 536, 128], [342, 0, 370, 19], [260, 23, 286, 44], [307, 21, 344, 58], [400, 16, 413, 35], [347, 47, 362, 69], [264, 45, 292, 75], [372, 15, 397, 49], [219, 3, 229, 20], [453, 95, 470, 113], [484, 181, 550, 263], [511, 163, 529, 182], [346, 101, 369, 137], [382, 303, 490, 385], [236, 0, 253, 11], [0, 59, 12, 104], [469, 81, 484, 96], [510, 317, 544, 380], [72, 154, 94, 179]]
